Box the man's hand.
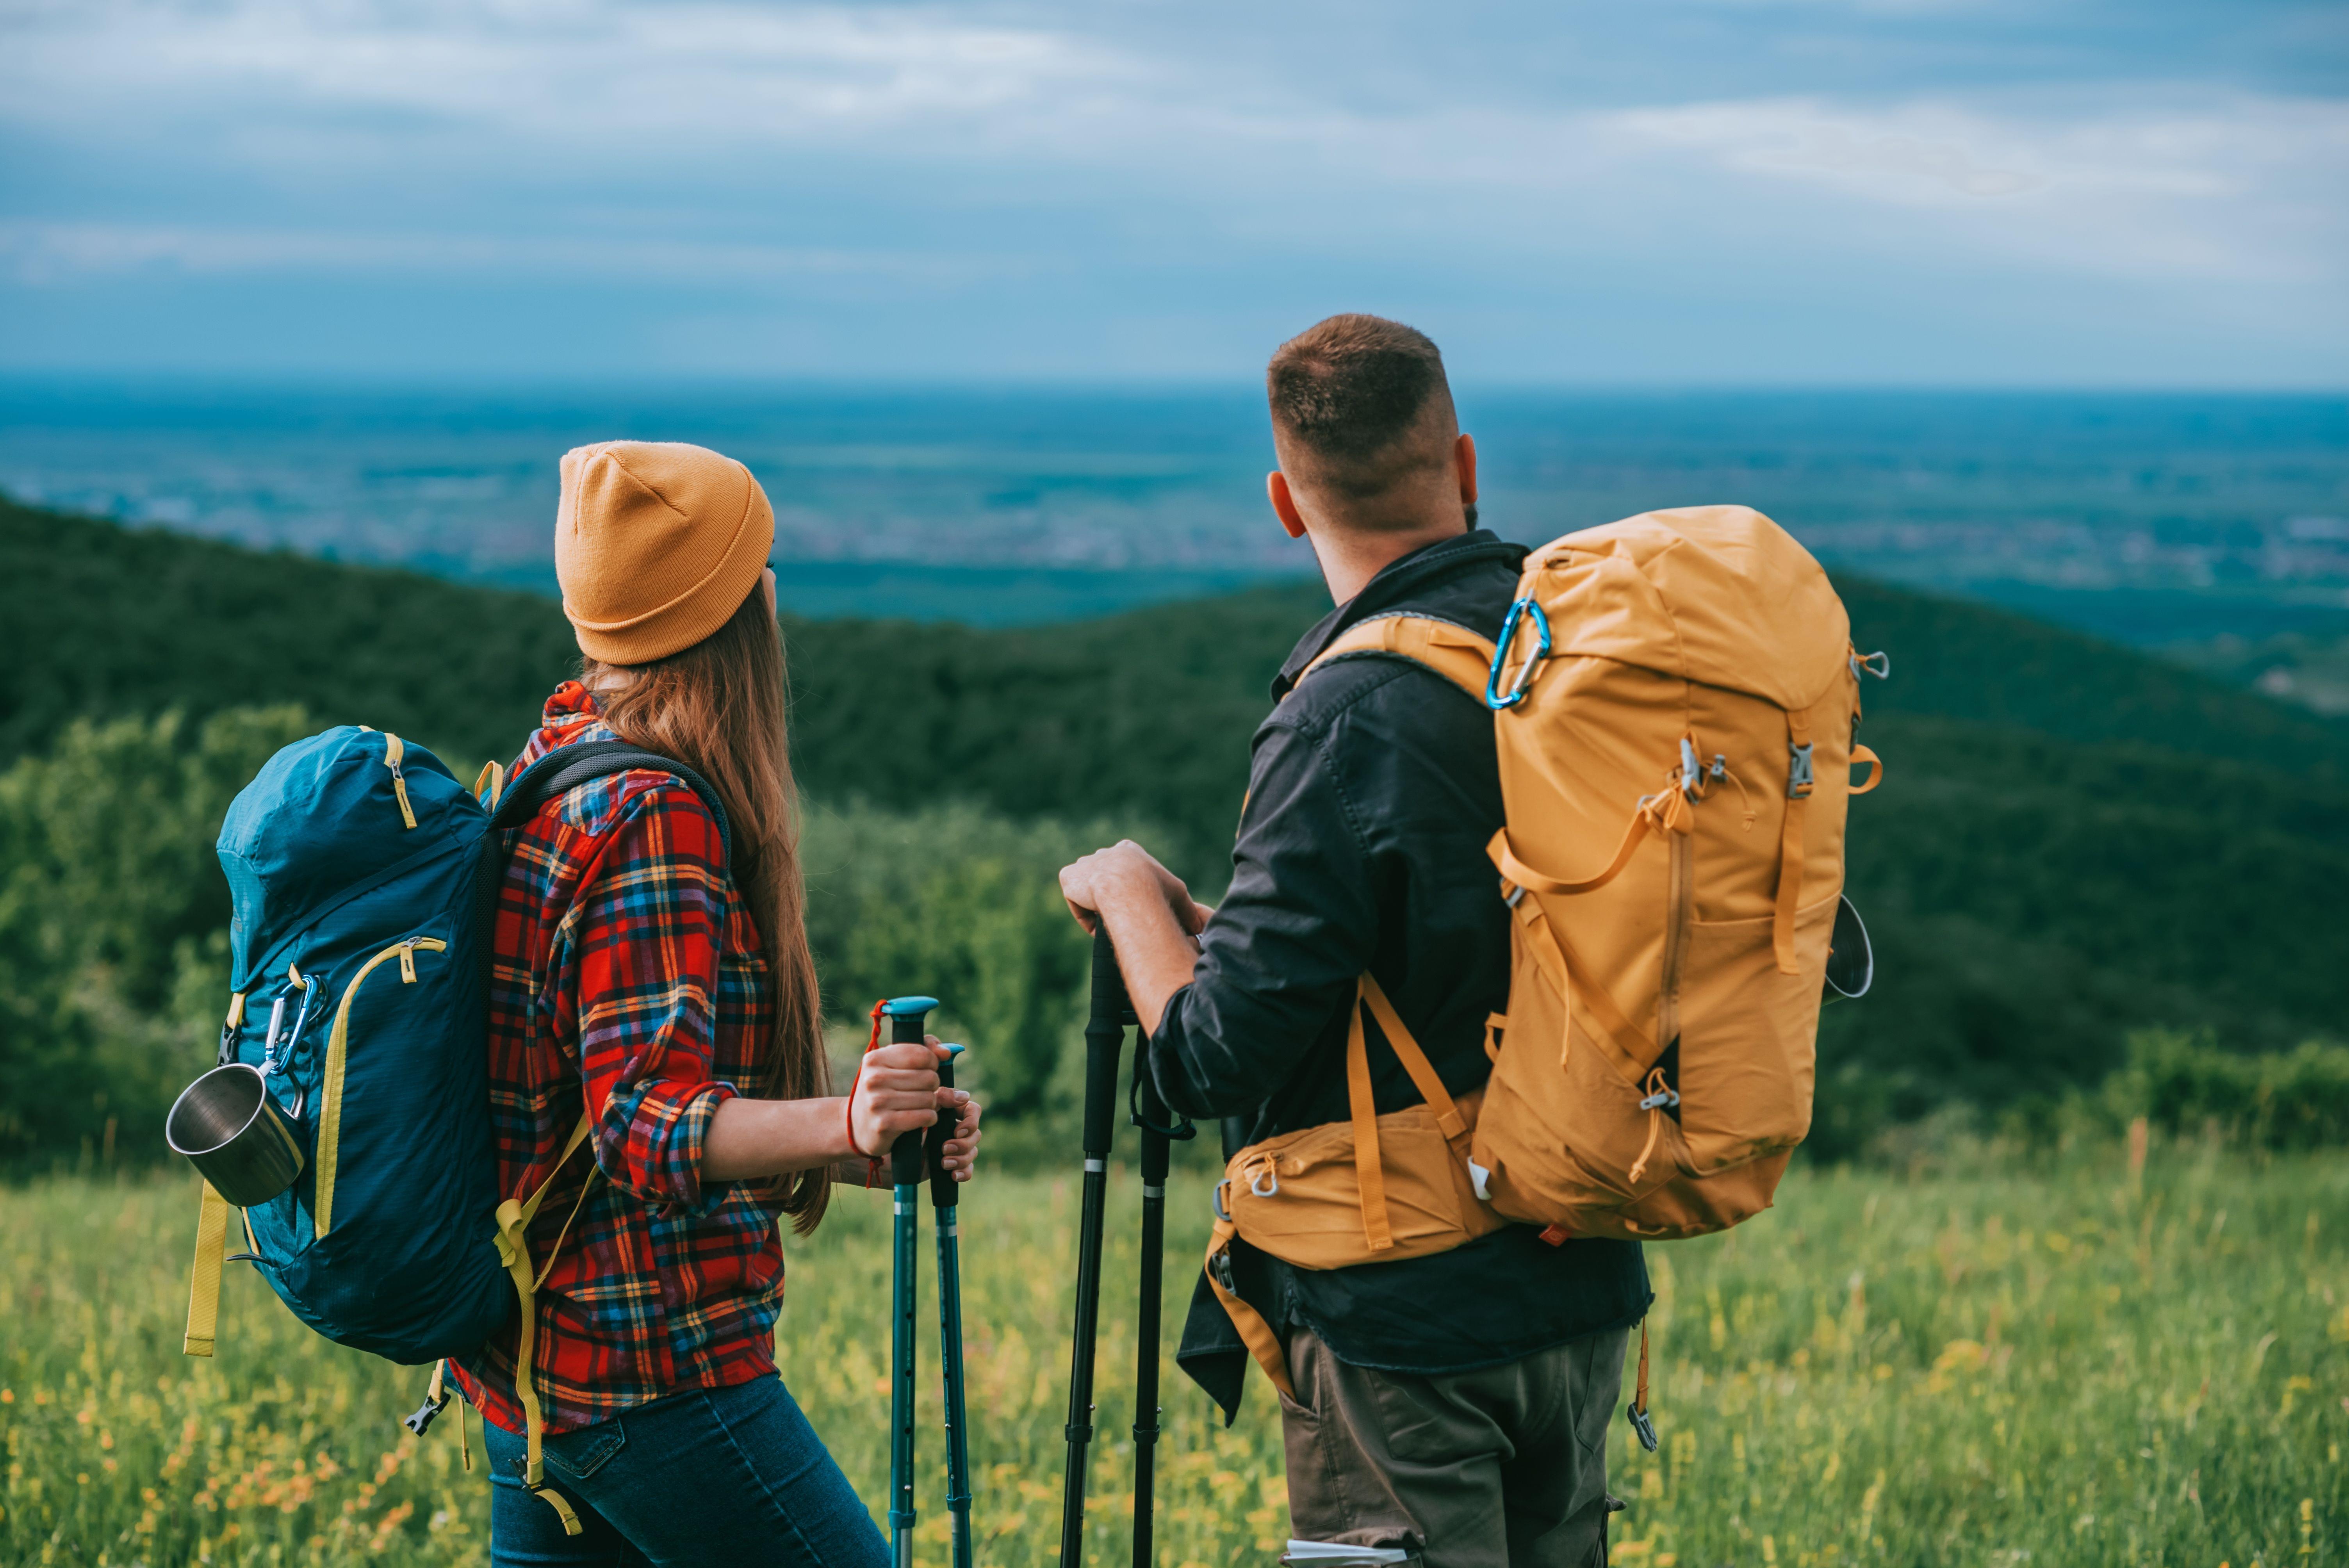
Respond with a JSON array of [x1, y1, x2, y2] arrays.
[[1059, 840, 1211, 938], [1057, 840, 1212, 1036]]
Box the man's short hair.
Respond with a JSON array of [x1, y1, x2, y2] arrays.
[[1267, 314, 1456, 502]]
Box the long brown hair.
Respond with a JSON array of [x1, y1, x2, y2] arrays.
[[583, 583, 832, 1234]]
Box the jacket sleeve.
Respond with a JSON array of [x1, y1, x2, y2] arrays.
[[553, 782, 740, 1213], [1146, 712, 1378, 1119]]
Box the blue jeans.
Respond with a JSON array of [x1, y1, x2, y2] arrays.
[[482, 1377, 888, 1568]]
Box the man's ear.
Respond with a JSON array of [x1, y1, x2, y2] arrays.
[[1267, 470, 1309, 540], [1455, 433, 1479, 507]]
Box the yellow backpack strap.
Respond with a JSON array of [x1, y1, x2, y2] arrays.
[[1344, 991, 1394, 1254], [493, 1113, 600, 1537], [1294, 613, 1497, 703], [1850, 745, 1884, 795], [1488, 782, 1689, 902], [1202, 1216, 1297, 1401], [184, 1181, 231, 1357], [1357, 975, 1470, 1146], [1346, 973, 1481, 1254], [1773, 706, 1814, 975]]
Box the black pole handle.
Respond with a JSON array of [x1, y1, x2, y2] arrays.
[[889, 1005, 931, 1187], [927, 1048, 964, 1210], [1082, 927, 1127, 1160]]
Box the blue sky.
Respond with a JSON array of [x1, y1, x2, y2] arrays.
[[2, 0, 2343, 385]]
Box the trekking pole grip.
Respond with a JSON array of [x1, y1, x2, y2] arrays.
[[1083, 927, 1127, 1159], [884, 998, 936, 1187], [927, 1045, 965, 1209]]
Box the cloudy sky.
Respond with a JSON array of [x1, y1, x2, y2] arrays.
[[2, 0, 2343, 384]]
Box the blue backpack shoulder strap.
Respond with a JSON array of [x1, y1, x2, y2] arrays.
[[491, 741, 733, 871]]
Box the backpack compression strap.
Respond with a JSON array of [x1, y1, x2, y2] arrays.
[[490, 740, 735, 873], [1293, 613, 1496, 703]]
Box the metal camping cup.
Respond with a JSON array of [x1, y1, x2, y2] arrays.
[[166, 1062, 305, 1206], [1823, 893, 1874, 1004]]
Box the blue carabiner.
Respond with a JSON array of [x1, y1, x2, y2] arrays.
[[1486, 596, 1552, 709]]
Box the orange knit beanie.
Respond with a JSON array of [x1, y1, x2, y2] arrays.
[[555, 440, 776, 665]]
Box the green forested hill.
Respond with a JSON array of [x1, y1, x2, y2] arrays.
[[6, 495, 2344, 1155], [0, 496, 576, 766]]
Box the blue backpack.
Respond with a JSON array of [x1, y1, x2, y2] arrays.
[[182, 724, 727, 1525]]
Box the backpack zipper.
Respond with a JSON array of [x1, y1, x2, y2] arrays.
[[314, 935, 446, 1238], [382, 733, 419, 830]]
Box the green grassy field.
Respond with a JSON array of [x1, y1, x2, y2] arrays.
[[2, 1144, 2342, 1567]]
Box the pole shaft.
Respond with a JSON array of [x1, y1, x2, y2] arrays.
[[888, 1008, 928, 1568], [1059, 928, 1126, 1568], [1133, 1053, 1171, 1568], [928, 1047, 975, 1568], [937, 1212, 974, 1568]]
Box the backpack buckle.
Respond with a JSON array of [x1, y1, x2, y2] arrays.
[[404, 1388, 451, 1437], [1787, 740, 1816, 799], [1209, 1249, 1236, 1294], [1627, 1401, 1659, 1452]]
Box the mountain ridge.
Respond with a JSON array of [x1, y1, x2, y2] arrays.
[[5, 494, 2340, 1150]]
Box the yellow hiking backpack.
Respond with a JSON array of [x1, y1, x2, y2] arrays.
[[1204, 506, 1883, 1393]]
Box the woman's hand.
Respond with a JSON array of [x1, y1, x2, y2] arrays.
[[702, 1037, 977, 1184], [849, 1037, 950, 1159], [936, 1092, 983, 1182]]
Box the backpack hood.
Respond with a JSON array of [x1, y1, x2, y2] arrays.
[[217, 727, 484, 991], [1530, 506, 1852, 712]]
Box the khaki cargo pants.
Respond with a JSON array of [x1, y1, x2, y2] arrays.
[[1279, 1326, 1629, 1568]]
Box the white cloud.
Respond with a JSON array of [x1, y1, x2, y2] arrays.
[[0, 0, 2342, 375], [1599, 93, 2349, 282], [0, 0, 1137, 152], [0, 219, 1011, 285]]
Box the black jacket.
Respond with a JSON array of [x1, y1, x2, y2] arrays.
[[1151, 529, 1651, 1420]]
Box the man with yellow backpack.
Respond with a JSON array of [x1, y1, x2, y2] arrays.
[[1060, 314, 1881, 1567], [1061, 313, 1643, 1564]]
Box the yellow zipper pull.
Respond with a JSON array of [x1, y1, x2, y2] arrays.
[[383, 732, 419, 829], [400, 939, 419, 984]]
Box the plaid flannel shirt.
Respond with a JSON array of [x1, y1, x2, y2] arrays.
[[451, 682, 784, 1435]]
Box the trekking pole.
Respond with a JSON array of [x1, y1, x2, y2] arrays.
[[1130, 1003, 1194, 1568], [926, 1043, 975, 1568], [1058, 928, 1127, 1568], [882, 995, 937, 1568]]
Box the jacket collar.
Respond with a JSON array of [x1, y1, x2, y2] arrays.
[[1271, 528, 1527, 701]]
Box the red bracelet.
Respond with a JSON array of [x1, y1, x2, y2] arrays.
[[847, 999, 885, 1180]]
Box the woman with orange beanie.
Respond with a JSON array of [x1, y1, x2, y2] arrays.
[[449, 440, 980, 1566]]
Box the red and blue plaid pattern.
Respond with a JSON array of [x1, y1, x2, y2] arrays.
[[451, 682, 784, 1435]]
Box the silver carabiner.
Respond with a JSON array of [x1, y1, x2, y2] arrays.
[[1485, 596, 1553, 710]]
